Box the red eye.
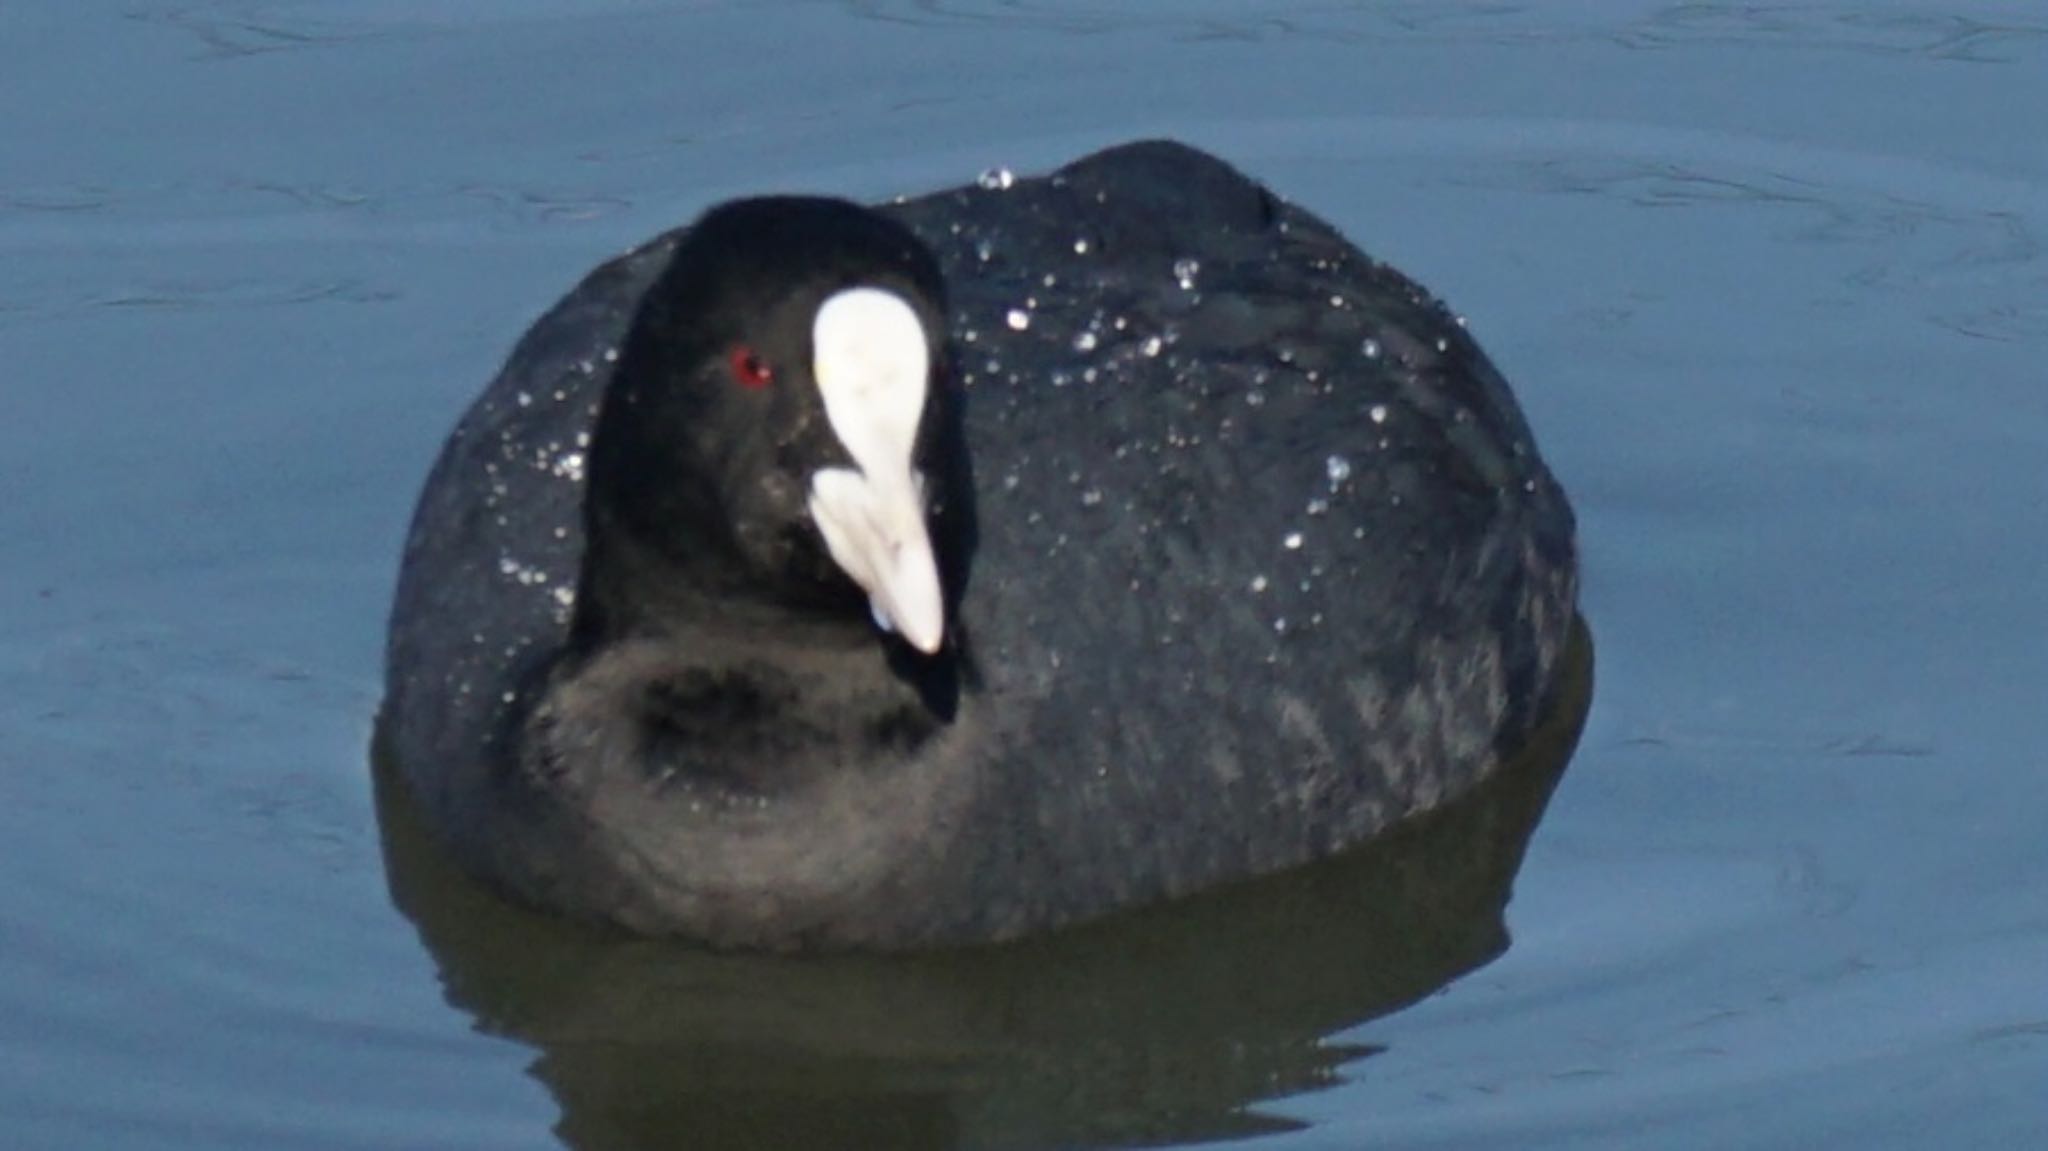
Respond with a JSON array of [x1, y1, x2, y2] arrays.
[[728, 346, 773, 389]]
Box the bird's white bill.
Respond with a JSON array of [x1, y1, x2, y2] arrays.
[[809, 286, 944, 654], [809, 468, 944, 653]]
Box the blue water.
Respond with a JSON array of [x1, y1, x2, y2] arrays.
[[5, 3, 2046, 1148]]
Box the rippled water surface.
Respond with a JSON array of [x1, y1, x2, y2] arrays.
[[5, 3, 2046, 1149]]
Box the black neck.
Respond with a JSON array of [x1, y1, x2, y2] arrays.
[[568, 508, 862, 651]]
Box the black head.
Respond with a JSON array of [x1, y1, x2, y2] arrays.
[[576, 197, 963, 651]]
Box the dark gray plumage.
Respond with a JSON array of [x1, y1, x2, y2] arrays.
[[379, 140, 1578, 950]]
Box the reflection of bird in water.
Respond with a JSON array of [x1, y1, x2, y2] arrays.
[[372, 619, 1592, 1151]]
